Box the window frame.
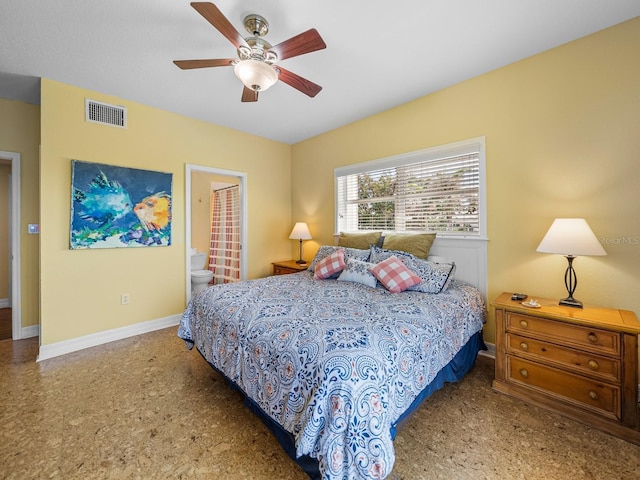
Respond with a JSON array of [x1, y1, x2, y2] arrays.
[[334, 136, 487, 239]]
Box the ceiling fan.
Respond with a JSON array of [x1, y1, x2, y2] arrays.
[[174, 2, 326, 102]]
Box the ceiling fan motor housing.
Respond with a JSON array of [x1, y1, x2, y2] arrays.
[[243, 14, 269, 37], [238, 37, 277, 64]]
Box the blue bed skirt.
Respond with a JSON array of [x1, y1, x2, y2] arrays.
[[198, 331, 486, 479]]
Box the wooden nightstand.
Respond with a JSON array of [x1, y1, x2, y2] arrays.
[[492, 292, 640, 445], [272, 260, 309, 276]]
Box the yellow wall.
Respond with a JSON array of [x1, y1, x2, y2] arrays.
[[0, 98, 40, 328], [39, 79, 291, 345], [8, 17, 640, 349], [291, 18, 640, 343]]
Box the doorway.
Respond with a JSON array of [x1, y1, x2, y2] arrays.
[[0, 151, 21, 340], [185, 164, 247, 301]]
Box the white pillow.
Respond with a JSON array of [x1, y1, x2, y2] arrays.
[[337, 258, 377, 288]]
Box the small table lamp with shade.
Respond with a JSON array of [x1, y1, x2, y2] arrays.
[[536, 218, 607, 308], [289, 222, 312, 264]]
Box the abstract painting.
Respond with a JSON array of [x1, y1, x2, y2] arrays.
[[70, 160, 173, 249]]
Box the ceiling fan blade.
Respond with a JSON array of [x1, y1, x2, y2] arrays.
[[277, 67, 322, 98], [191, 2, 248, 49], [241, 87, 259, 102], [268, 29, 326, 61], [173, 59, 235, 69]]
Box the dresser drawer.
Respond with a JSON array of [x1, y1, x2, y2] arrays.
[[506, 333, 621, 383], [506, 312, 620, 357], [506, 356, 621, 420]]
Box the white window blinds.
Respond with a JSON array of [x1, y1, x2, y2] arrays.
[[336, 138, 484, 236]]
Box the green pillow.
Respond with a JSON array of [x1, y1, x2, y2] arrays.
[[381, 233, 436, 259], [338, 231, 383, 250]]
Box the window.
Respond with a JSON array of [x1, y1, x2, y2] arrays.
[[335, 137, 486, 236]]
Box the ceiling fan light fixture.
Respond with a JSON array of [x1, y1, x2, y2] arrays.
[[234, 59, 278, 92]]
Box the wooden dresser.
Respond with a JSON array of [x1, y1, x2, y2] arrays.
[[492, 292, 640, 445], [272, 260, 309, 275]]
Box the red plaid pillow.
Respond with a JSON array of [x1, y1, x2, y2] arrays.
[[314, 249, 346, 279], [369, 255, 422, 293]]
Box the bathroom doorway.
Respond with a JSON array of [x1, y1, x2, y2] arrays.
[[185, 164, 247, 301]]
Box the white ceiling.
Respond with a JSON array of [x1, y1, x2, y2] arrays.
[[1, 1, 639, 144]]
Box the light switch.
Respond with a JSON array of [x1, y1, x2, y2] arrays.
[[28, 224, 39, 234]]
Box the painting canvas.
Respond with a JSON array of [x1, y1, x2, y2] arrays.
[[70, 160, 173, 249]]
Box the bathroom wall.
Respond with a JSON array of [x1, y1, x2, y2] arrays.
[[190, 170, 239, 267]]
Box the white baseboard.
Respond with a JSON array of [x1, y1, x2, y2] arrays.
[[0, 298, 9, 308], [479, 341, 495, 359], [37, 313, 181, 362], [21, 324, 39, 339]]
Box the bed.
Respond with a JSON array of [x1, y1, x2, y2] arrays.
[[178, 242, 486, 480]]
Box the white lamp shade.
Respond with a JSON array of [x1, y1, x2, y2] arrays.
[[536, 218, 606, 256], [234, 59, 278, 92], [289, 222, 312, 240]]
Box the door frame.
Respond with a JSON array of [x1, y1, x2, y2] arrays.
[[1, 151, 21, 340], [185, 164, 247, 301]]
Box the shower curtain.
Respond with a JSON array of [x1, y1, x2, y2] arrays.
[[209, 185, 241, 284]]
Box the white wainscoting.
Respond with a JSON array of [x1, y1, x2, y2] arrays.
[[428, 236, 488, 300], [37, 314, 181, 362]]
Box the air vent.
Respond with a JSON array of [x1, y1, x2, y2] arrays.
[[85, 99, 127, 128]]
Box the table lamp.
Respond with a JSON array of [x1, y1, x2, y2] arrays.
[[289, 222, 312, 264], [536, 218, 606, 308]]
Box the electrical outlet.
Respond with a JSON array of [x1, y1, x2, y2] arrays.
[[121, 293, 129, 305]]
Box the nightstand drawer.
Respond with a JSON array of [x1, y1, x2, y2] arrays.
[[506, 333, 621, 383], [273, 265, 299, 275], [507, 356, 621, 420], [506, 312, 620, 357], [272, 260, 309, 276]]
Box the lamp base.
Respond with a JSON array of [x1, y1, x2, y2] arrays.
[[559, 296, 583, 308], [559, 255, 583, 308], [296, 239, 306, 264]]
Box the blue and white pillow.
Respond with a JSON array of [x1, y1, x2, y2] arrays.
[[337, 258, 378, 288], [369, 246, 455, 293]]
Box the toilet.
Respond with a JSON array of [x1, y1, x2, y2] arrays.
[[191, 251, 214, 295]]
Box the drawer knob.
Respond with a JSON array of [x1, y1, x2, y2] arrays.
[[587, 333, 598, 344], [520, 342, 528, 351], [519, 320, 528, 328], [587, 360, 599, 370], [588, 390, 599, 401], [519, 368, 528, 378]]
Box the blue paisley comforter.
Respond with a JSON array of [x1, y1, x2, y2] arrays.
[[178, 271, 485, 480]]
